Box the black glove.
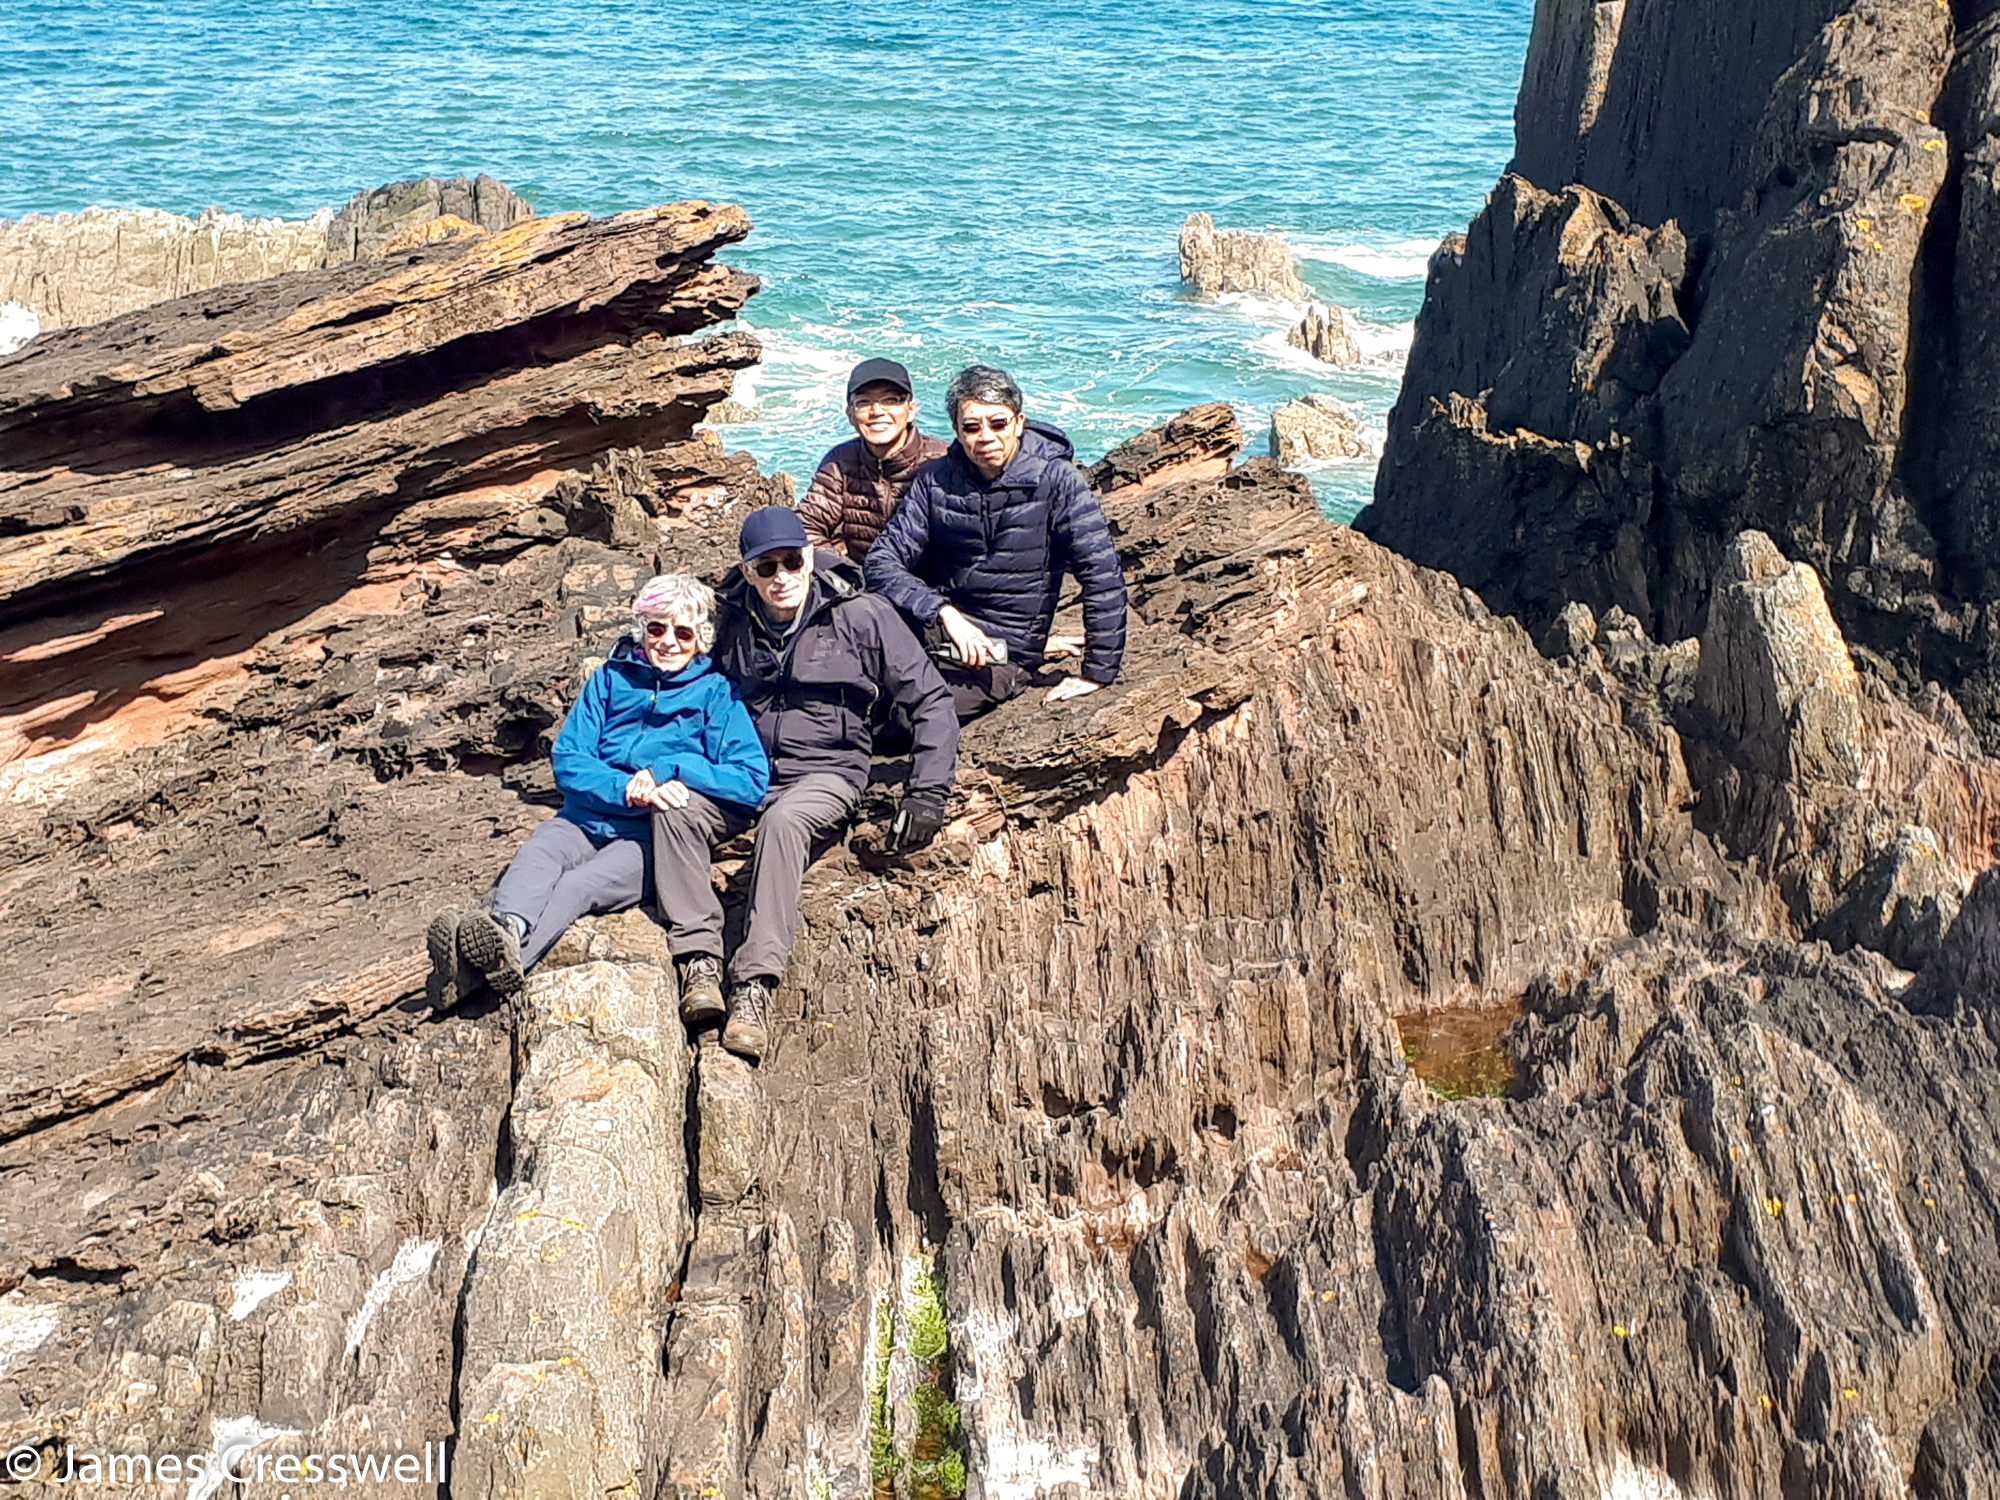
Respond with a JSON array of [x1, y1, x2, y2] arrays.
[[891, 790, 947, 851]]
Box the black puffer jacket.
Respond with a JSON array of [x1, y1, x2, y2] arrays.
[[713, 552, 958, 794], [863, 421, 1128, 684]]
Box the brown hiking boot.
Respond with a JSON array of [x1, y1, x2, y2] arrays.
[[458, 909, 525, 997], [425, 911, 469, 1008], [677, 954, 725, 1025], [720, 979, 773, 1062]]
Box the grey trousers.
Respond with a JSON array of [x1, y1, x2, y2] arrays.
[[651, 772, 861, 985], [490, 815, 646, 970]]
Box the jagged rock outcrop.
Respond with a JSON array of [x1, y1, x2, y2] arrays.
[[1286, 299, 1361, 365], [1082, 398, 1242, 495], [1177, 211, 1310, 301], [5, 216, 2000, 1497], [0, 174, 533, 333], [1359, 0, 2000, 756], [1271, 392, 1366, 464]]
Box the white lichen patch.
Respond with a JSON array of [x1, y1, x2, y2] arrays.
[[344, 1238, 440, 1355], [188, 1416, 301, 1500], [979, 1433, 1097, 1500], [228, 1270, 292, 1321], [1601, 1453, 1705, 1500], [0, 1298, 59, 1377]]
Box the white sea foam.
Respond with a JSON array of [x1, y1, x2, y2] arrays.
[[1295, 237, 1439, 279], [1212, 289, 1309, 322], [1353, 317, 1416, 363], [0, 301, 41, 357]]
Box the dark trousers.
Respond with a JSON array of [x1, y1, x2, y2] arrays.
[[490, 816, 646, 970], [651, 773, 862, 985], [918, 619, 1034, 722]]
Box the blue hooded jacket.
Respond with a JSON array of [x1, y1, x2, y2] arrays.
[[864, 420, 1128, 684], [551, 638, 769, 843]]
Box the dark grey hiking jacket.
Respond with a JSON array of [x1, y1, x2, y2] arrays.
[[713, 552, 958, 794]]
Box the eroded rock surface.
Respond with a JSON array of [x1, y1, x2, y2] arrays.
[[1271, 392, 1366, 465], [1360, 0, 2000, 756]]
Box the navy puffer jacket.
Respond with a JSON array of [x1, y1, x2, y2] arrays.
[[864, 421, 1128, 684]]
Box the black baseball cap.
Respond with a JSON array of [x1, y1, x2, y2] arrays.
[[738, 505, 810, 563], [846, 358, 914, 399]]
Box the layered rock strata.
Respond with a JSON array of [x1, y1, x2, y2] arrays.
[[1361, 0, 2000, 754], [0, 174, 533, 332]]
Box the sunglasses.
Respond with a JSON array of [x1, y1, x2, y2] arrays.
[[957, 417, 1016, 436], [644, 620, 698, 644], [751, 550, 807, 579]]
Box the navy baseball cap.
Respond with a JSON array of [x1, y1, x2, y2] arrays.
[[738, 506, 810, 563], [846, 358, 914, 398]]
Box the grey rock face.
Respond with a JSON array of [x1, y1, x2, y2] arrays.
[[453, 961, 690, 1499], [1360, 0, 2000, 753], [1691, 531, 1870, 786]]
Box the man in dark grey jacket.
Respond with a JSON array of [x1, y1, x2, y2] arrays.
[[865, 364, 1127, 719], [652, 506, 958, 1062]]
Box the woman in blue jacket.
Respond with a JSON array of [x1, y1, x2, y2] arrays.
[[427, 573, 768, 1004]]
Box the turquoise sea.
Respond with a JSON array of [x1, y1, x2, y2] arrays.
[[0, 0, 1534, 519]]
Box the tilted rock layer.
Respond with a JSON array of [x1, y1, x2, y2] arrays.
[[1361, 0, 2000, 754]]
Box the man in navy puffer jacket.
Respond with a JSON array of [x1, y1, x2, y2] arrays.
[[865, 364, 1127, 718]]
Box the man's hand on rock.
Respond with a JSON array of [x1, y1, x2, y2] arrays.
[[1044, 676, 1102, 705], [625, 768, 658, 805], [1045, 633, 1085, 658], [938, 605, 999, 668], [647, 778, 691, 811], [892, 789, 947, 850]]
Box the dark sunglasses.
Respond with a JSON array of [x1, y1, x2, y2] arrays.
[[644, 620, 698, 644], [752, 550, 807, 579], [957, 417, 1015, 436]]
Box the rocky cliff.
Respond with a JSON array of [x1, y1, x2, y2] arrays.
[[1361, 0, 2000, 759], [5, 180, 2000, 1500]]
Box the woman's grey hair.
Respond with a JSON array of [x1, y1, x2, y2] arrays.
[[944, 364, 1024, 424], [630, 572, 718, 654]]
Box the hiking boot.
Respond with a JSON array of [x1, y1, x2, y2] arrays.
[[424, 910, 479, 1008], [677, 954, 725, 1025], [458, 909, 526, 997], [720, 979, 773, 1062]]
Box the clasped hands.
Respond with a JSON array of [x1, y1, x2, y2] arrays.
[[625, 768, 690, 810]]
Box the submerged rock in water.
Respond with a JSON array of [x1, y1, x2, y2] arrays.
[[1177, 210, 1310, 301]]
